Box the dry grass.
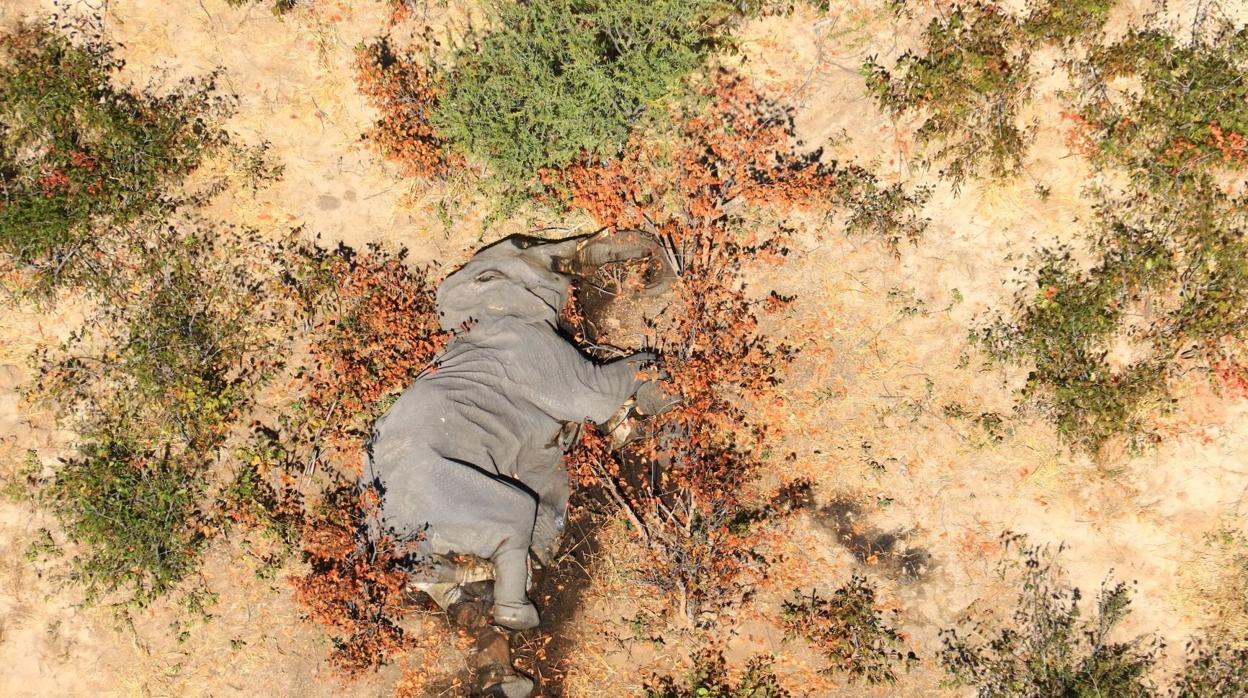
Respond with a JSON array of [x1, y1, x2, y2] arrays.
[[1176, 524, 1248, 644]]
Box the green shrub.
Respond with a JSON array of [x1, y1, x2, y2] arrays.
[[431, 0, 737, 195], [971, 14, 1248, 451], [45, 437, 207, 604], [781, 576, 917, 684], [0, 23, 231, 286], [974, 223, 1170, 450], [863, 0, 1116, 186], [216, 434, 304, 579], [1022, 0, 1115, 43], [941, 536, 1159, 697], [35, 221, 289, 452], [31, 222, 297, 603], [645, 650, 790, 698], [834, 166, 932, 251], [863, 3, 1035, 186], [1071, 22, 1248, 190], [977, 167, 1248, 451]]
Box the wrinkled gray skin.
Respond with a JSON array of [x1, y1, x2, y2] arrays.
[[364, 234, 662, 640]]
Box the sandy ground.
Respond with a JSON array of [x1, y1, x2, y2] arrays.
[[2, 0, 1247, 696]]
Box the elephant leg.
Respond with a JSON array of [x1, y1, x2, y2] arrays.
[[530, 502, 564, 566], [492, 547, 539, 630]]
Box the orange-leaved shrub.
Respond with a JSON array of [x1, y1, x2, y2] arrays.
[[289, 485, 422, 676], [552, 71, 928, 254], [355, 36, 459, 179], [274, 241, 446, 674], [284, 241, 447, 475], [559, 73, 857, 620]]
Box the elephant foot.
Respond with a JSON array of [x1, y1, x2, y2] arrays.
[[492, 549, 538, 630], [492, 600, 540, 630]]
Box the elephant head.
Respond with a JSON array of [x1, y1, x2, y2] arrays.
[[436, 230, 674, 332]]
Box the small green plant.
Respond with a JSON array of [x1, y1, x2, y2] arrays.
[[24, 527, 62, 563], [44, 437, 207, 604], [216, 433, 304, 577], [645, 649, 790, 698], [940, 534, 1159, 697], [0, 23, 231, 287], [781, 576, 917, 684], [1, 449, 41, 501], [835, 166, 932, 252], [431, 0, 739, 195]]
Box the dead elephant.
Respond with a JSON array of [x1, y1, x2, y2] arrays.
[[363, 231, 673, 696]]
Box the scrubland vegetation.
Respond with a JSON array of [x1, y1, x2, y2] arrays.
[[2, 0, 1248, 695]]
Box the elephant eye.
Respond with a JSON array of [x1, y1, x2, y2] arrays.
[[475, 270, 504, 283]]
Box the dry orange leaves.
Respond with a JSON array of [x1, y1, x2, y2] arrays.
[[356, 36, 459, 179], [557, 72, 826, 620], [289, 485, 432, 677]]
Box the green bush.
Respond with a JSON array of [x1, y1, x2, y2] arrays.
[[431, 0, 737, 194], [978, 163, 1248, 452], [45, 437, 207, 604], [834, 165, 932, 251], [0, 23, 231, 286], [975, 221, 1170, 450], [863, 3, 1035, 186], [940, 536, 1159, 697], [781, 576, 917, 684], [1023, 0, 1115, 43], [863, 0, 1115, 186], [645, 650, 790, 698], [36, 221, 288, 451], [1071, 22, 1248, 190], [31, 221, 296, 603], [975, 16, 1248, 451], [944, 534, 1248, 697]]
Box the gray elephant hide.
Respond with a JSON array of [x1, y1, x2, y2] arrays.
[[364, 234, 655, 630]]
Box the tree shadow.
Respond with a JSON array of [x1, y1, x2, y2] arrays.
[[813, 497, 932, 581]]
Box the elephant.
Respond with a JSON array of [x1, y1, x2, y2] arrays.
[[363, 232, 673, 658]]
